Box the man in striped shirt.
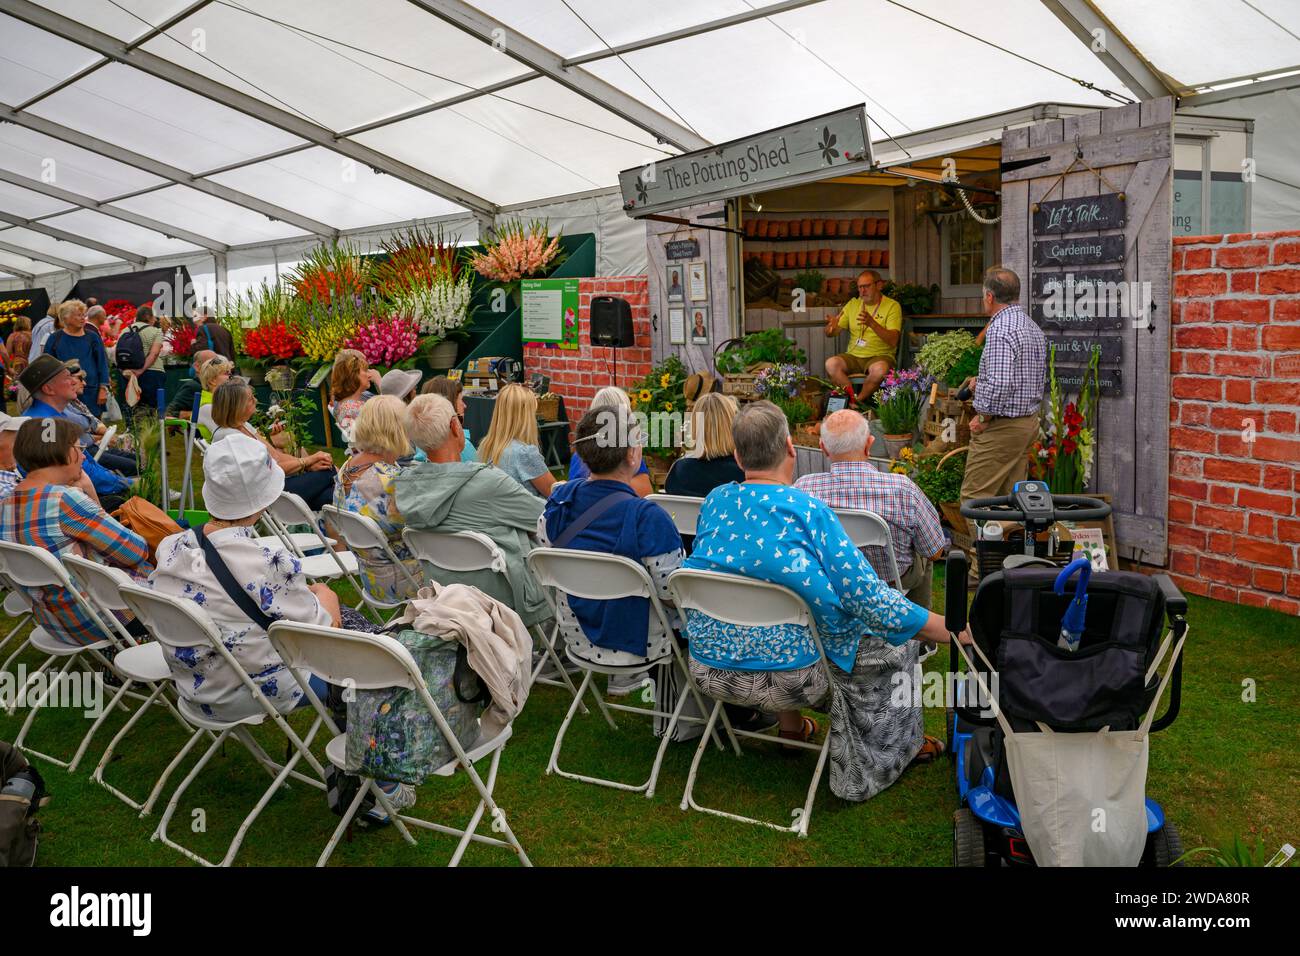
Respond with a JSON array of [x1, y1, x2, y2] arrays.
[[959, 266, 1046, 506], [795, 410, 946, 609]]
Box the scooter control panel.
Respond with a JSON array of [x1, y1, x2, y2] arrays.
[[1012, 481, 1056, 531]]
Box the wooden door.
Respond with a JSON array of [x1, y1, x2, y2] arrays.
[[1001, 98, 1174, 564]]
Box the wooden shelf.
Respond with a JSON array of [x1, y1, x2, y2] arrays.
[[744, 234, 889, 243]]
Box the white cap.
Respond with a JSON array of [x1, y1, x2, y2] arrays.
[[0, 413, 30, 433], [201, 433, 285, 520], [379, 367, 423, 399]]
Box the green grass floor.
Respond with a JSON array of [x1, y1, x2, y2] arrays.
[[2, 557, 1297, 867]]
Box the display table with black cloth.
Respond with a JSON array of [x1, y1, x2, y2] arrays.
[[0, 287, 51, 337], [68, 266, 193, 311], [463, 393, 570, 470]]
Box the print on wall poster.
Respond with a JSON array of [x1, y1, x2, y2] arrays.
[[688, 260, 708, 301], [669, 307, 686, 345], [666, 264, 685, 303], [690, 306, 710, 344], [521, 278, 579, 346]]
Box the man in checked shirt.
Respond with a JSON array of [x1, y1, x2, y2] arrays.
[[959, 266, 1046, 508]]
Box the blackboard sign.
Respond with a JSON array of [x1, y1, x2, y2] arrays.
[[1033, 234, 1125, 267], [1031, 268, 1126, 298], [1047, 334, 1123, 365], [1033, 193, 1126, 234], [1031, 304, 1125, 331], [665, 238, 701, 260], [1054, 366, 1122, 397]]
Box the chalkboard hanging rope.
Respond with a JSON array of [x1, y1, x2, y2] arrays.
[[1031, 147, 1125, 213]]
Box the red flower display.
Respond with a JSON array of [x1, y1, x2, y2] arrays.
[[103, 299, 136, 323], [244, 320, 303, 361], [166, 322, 199, 359]]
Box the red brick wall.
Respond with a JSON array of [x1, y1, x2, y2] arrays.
[[1168, 229, 1300, 614], [523, 276, 652, 439]]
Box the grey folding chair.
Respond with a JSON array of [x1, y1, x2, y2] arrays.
[[262, 491, 361, 589], [0, 540, 140, 772], [526, 548, 736, 799], [267, 620, 532, 867], [402, 527, 581, 703], [668, 568, 834, 838], [646, 493, 705, 539], [832, 507, 903, 589], [0, 587, 35, 701], [320, 505, 420, 622], [116, 583, 327, 867]]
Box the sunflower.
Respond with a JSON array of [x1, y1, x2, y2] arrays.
[[660, 373, 671, 388], [629, 394, 638, 408], [664, 402, 674, 412], [638, 389, 651, 403]]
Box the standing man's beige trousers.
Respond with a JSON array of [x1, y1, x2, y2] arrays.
[[960, 413, 1040, 503]]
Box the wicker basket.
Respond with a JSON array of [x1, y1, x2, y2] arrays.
[[537, 394, 560, 422], [722, 373, 761, 399]]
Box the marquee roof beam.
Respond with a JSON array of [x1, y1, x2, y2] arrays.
[[0, 103, 339, 238], [0, 236, 84, 272], [1040, 0, 1176, 101], [0, 169, 229, 253], [405, 0, 711, 152], [0, 0, 497, 218], [0, 211, 147, 265], [0, 261, 36, 282]]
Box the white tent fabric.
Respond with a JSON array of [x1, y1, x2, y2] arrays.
[[0, 0, 1298, 286]]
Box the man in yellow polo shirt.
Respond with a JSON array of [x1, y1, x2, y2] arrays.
[[823, 270, 903, 404]]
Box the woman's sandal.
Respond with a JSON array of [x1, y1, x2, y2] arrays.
[[909, 734, 946, 766], [777, 716, 818, 753]]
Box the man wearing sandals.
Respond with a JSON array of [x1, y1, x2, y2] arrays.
[[682, 401, 970, 800]]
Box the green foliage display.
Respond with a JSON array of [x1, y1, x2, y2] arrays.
[[908, 452, 966, 507], [715, 329, 807, 374], [916, 330, 977, 381], [945, 345, 983, 388], [772, 394, 815, 430], [881, 280, 940, 316], [792, 269, 825, 294]]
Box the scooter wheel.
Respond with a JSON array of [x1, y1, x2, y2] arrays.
[[1150, 820, 1185, 867], [953, 808, 987, 867]]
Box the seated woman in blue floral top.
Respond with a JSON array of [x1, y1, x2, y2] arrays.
[[683, 401, 969, 802], [333, 395, 422, 603]]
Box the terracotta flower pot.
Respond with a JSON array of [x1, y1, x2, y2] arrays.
[[851, 217, 865, 235], [744, 219, 756, 237], [791, 250, 804, 268], [802, 218, 814, 235], [877, 218, 889, 237], [818, 248, 833, 266], [777, 251, 789, 269], [756, 219, 769, 238], [880, 250, 890, 268], [836, 219, 851, 236], [826, 278, 842, 296], [864, 218, 878, 237], [810, 219, 823, 237], [831, 250, 846, 267], [759, 251, 774, 268], [870, 249, 883, 267], [843, 250, 857, 267]]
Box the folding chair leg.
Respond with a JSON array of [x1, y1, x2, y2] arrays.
[[316, 782, 372, 868], [680, 700, 724, 812], [152, 728, 232, 867], [0, 612, 30, 656], [220, 718, 322, 867], [139, 725, 210, 818], [4, 648, 47, 717], [448, 746, 499, 867], [13, 655, 78, 767], [67, 675, 134, 773], [644, 670, 694, 799], [529, 624, 587, 714], [92, 681, 205, 814]]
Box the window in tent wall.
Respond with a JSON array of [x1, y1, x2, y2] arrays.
[[941, 217, 996, 300]]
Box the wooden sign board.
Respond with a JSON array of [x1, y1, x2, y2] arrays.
[[1033, 234, 1126, 267], [1031, 304, 1125, 331], [1054, 365, 1122, 396], [1031, 268, 1126, 297], [665, 238, 701, 260], [1033, 193, 1126, 234], [1047, 334, 1123, 365]]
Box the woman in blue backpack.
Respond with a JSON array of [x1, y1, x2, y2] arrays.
[[44, 300, 110, 417]]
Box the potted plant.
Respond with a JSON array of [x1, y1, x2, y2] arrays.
[[754, 363, 816, 433], [874, 367, 930, 459], [628, 355, 687, 486], [915, 329, 979, 387], [881, 280, 940, 316], [468, 218, 565, 307]]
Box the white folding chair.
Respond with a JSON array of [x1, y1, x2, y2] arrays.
[[64, 555, 205, 815], [93, 424, 117, 462], [0, 587, 35, 696], [266, 621, 533, 867], [668, 568, 834, 838], [0, 540, 140, 771], [402, 527, 582, 703], [262, 491, 360, 587], [526, 548, 737, 799], [320, 505, 420, 622], [646, 493, 705, 538], [116, 583, 327, 867], [832, 507, 903, 589]]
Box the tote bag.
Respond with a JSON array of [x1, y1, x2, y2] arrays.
[[957, 626, 1186, 867]]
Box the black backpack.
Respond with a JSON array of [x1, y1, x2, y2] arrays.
[[115, 323, 146, 371]]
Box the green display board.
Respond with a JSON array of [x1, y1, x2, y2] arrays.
[[521, 278, 580, 348]]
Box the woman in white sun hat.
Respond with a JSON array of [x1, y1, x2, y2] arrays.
[[149, 434, 371, 722]]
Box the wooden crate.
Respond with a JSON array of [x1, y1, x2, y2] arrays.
[[537, 394, 560, 422], [722, 373, 761, 399]]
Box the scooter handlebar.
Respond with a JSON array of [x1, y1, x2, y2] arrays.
[[959, 497, 1022, 522], [959, 493, 1112, 523], [1049, 495, 1112, 521]]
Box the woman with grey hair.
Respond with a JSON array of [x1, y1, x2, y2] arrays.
[[566, 385, 653, 495], [682, 400, 971, 802]]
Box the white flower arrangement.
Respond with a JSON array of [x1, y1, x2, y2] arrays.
[[398, 269, 473, 339]]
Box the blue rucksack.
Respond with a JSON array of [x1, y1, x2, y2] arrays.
[[115, 323, 146, 370]]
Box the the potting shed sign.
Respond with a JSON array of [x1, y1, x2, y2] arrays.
[[619, 106, 872, 217]]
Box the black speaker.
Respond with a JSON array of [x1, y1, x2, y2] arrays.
[[590, 295, 634, 348]]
